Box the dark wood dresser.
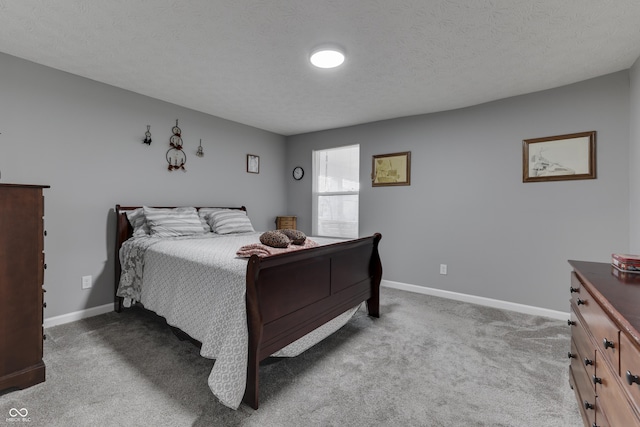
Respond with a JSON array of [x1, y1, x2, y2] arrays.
[[0, 183, 49, 392], [568, 260, 640, 426]]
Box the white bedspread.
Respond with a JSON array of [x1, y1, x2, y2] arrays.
[[116, 232, 358, 409]]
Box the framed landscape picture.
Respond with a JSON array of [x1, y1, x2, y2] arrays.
[[522, 131, 596, 183], [372, 151, 411, 187]]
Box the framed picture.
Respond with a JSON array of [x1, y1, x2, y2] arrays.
[[523, 131, 596, 183], [247, 154, 260, 174], [372, 151, 411, 187]]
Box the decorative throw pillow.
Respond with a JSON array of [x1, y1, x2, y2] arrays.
[[197, 207, 228, 232], [126, 208, 150, 237], [279, 229, 306, 245], [260, 230, 290, 248], [208, 209, 255, 234], [143, 206, 205, 237]]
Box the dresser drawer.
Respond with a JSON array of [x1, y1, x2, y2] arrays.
[[570, 339, 596, 416], [570, 358, 596, 427], [595, 352, 640, 426], [620, 332, 640, 415], [572, 283, 620, 372], [571, 311, 596, 374]]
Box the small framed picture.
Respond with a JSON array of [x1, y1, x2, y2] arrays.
[[523, 131, 596, 182], [247, 154, 260, 174], [372, 151, 411, 187]]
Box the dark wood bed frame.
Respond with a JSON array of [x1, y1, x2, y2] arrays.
[[114, 205, 382, 409]]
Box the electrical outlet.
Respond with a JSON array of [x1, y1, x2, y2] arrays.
[[82, 275, 92, 289], [440, 264, 448, 275]]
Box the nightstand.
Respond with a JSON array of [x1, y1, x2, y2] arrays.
[[275, 216, 297, 230]]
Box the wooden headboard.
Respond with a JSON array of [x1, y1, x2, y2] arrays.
[[113, 205, 247, 311]]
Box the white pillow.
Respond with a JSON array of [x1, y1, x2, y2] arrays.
[[126, 208, 150, 237], [207, 209, 255, 234], [143, 206, 205, 237], [197, 207, 228, 232]]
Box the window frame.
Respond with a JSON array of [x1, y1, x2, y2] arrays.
[[311, 144, 360, 238]]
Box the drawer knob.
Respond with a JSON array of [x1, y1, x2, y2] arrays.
[[584, 358, 594, 366], [592, 375, 602, 385], [567, 319, 576, 326], [43, 302, 47, 308], [577, 298, 586, 305], [567, 352, 576, 359], [44, 230, 47, 236], [602, 338, 615, 350], [44, 263, 47, 269], [583, 400, 594, 410], [570, 286, 579, 293], [626, 370, 640, 385]]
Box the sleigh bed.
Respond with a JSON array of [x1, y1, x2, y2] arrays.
[[114, 205, 382, 409]]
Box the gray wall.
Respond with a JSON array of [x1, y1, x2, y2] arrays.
[[2, 49, 632, 319], [0, 52, 287, 318], [630, 58, 640, 252], [286, 72, 630, 312]]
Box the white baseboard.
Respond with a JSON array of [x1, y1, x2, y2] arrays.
[[42, 282, 568, 328], [44, 303, 115, 328], [382, 280, 569, 321]]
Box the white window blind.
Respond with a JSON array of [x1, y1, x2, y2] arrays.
[[312, 145, 359, 238]]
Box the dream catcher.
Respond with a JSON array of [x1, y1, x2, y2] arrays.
[[196, 139, 204, 157], [142, 125, 152, 145], [166, 119, 186, 172]]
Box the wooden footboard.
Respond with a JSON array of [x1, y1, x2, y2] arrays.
[[244, 233, 382, 409]]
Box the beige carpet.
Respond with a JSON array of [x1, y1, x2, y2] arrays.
[[0, 287, 582, 426]]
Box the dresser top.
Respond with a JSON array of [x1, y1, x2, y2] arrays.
[[0, 183, 50, 189], [569, 260, 640, 344]]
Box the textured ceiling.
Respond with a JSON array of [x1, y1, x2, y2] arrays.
[[1, 1, 640, 136]]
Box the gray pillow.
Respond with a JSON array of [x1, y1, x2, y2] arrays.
[[143, 206, 205, 237], [126, 208, 150, 237], [208, 209, 255, 234], [198, 207, 228, 232]]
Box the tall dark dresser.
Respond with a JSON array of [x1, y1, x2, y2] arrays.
[[0, 183, 49, 391]]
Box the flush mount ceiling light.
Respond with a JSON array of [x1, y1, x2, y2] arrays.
[[310, 47, 345, 69]]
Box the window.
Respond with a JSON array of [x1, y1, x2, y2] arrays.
[[312, 145, 359, 238]]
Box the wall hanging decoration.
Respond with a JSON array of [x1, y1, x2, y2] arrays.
[[247, 154, 260, 174], [166, 119, 186, 172], [196, 139, 204, 157], [372, 151, 411, 186], [143, 125, 152, 145], [522, 131, 596, 182]]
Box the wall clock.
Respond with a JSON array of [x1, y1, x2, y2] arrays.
[[293, 166, 304, 180]]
